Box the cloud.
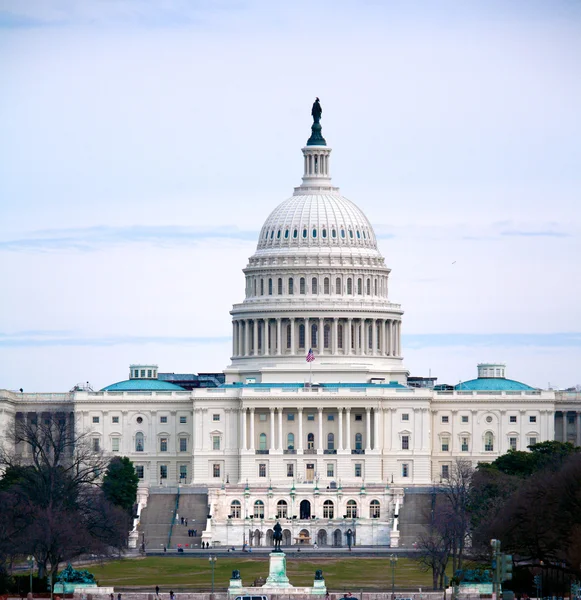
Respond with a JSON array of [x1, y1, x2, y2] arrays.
[[404, 333, 581, 349], [500, 230, 571, 237]]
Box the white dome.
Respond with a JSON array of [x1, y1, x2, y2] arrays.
[[257, 193, 378, 251]]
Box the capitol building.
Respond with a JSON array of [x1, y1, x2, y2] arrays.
[[1, 101, 580, 549]]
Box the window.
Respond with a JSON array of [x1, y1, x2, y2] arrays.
[[357, 278, 362, 295], [287, 433, 295, 449], [322, 228, 327, 238], [285, 229, 289, 239], [461, 437, 469, 452], [260, 279, 264, 295], [278, 278, 283, 295], [312, 278, 318, 294], [303, 228, 307, 238], [299, 323, 305, 348], [347, 278, 352, 294], [509, 437, 517, 450], [230, 500, 241, 518], [441, 437, 449, 452], [179, 465, 187, 480], [402, 463, 409, 478], [293, 228, 298, 239], [324, 277, 330, 294], [160, 416, 168, 424], [147, 369, 152, 378], [510, 415, 517, 423], [441, 464, 450, 479], [135, 432, 144, 452], [338, 324, 343, 348], [341, 228, 346, 238], [136, 416, 143, 424], [323, 500, 334, 519], [311, 323, 317, 347], [92, 438, 100, 451], [287, 414, 295, 422], [355, 414, 363, 421], [441, 416, 449, 423], [401, 435, 409, 450], [335, 277, 342, 294], [180, 416, 187, 424], [92, 416, 100, 424], [213, 463, 220, 478], [529, 416, 537, 423], [366, 279, 370, 295], [568, 415, 575, 424], [136, 465, 144, 479], [112, 416, 119, 424], [354, 463, 362, 477], [179, 438, 187, 452], [462, 415, 469, 423], [355, 433, 363, 450], [259, 413, 267, 422], [112, 437, 120, 452], [307, 433, 315, 450], [484, 432, 494, 452], [332, 229, 337, 238], [141, 369, 145, 377], [528, 437, 537, 447], [300, 277, 306, 294], [213, 414, 220, 422], [277, 500, 288, 518], [160, 465, 167, 479], [254, 500, 265, 518], [289, 277, 294, 295], [212, 436, 221, 450], [370, 500, 380, 518], [259, 463, 266, 478], [160, 438, 168, 452], [312, 228, 317, 238], [346, 500, 357, 518], [307, 413, 315, 421], [327, 463, 334, 477], [259, 433, 267, 451], [268, 278, 273, 295], [287, 463, 294, 477], [327, 433, 335, 450], [374, 279, 377, 295], [402, 413, 409, 421]]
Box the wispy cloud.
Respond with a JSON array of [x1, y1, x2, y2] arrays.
[[500, 230, 570, 237], [404, 333, 581, 349], [0, 225, 258, 253]]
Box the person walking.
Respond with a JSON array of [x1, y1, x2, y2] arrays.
[[117, 593, 122, 600], [155, 586, 160, 597], [170, 592, 175, 600]]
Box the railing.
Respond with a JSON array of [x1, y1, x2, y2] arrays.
[[351, 449, 365, 455], [168, 486, 180, 549], [283, 449, 296, 454], [324, 449, 337, 454], [304, 449, 317, 455], [255, 450, 269, 455]]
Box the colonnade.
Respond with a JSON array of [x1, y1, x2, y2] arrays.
[[558, 410, 581, 445], [232, 317, 401, 358], [239, 406, 379, 452]]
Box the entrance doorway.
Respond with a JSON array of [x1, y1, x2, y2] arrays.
[[306, 463, 315, 482], [300, 499, 311, 520]]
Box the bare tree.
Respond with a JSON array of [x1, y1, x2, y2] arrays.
[[416, 503, 453, 589]]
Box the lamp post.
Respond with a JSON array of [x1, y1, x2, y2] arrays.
[[27, 555, 34, 594], [389, 554, 398, 600], [209, 555, 217, 599]]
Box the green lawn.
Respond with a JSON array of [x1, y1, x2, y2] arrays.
[[91, 557, 435, 591]]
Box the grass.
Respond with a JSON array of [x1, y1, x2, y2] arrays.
[[91, 557, 435, 591]]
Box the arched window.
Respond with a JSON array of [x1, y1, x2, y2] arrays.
[[307, 433, 315, 450], [135, 432, 144, 452], [357, 278, 362, 295], [230, 500, 241, 518], [366, 279, 371, 295], [288, 277, 294, 295], [254, 500, 265, 518], [355, 433, 363, 450], [284, 229, 289, 239], [302, 228, 307, 238], [346, 499, 358, 518], [268, 278, 273, 295], [278, 278, 283, 295], [324, 324, 330, 348], [259, 433, 267, 451], [484, 432, 495, 452], [347, 278, 353, 295], [338, 324, 343, 349], [324, 277, 330, 294], [270, 230, 274, 239], [332, 229, 337, 238], [277, 229, 281, 239], [374, 279, 378, 295], [312, 228, 317, 238], [335, 277, 341, 294], [260, 279, 264, 296], [277, 500, 288, 518], [349, 229, 354, 239], [253, 279, 257, 296], [341, 229, 345, 238], [287, 324, 292, 349], [322, 229, 327, 238], [311, 323, 318, 347], [356, 229, 361, 239], [323, 499, 334, 519], [299, 324, 305, 348], [300, 278, 306, 294], [293, 228, 298, 239], [369, 500, 380, 518], [287, 433, 295, 450], [327, 433, 334, 450], [312, 278, 318, 294]]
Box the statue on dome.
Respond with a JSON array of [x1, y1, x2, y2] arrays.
[[311, 97, 322, 124]]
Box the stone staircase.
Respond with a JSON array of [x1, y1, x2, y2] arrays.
[[170, 490, 209, 549], [397, 489, 432, 547], [138, 491, 177, 551]]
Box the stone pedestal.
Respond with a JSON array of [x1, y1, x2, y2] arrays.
[[312, 578, 327, 595], [390, 529, 400, 547], [263, 552, 292, 588]]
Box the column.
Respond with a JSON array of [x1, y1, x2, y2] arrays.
[[298, 408, 304, 451], [372, 319, 378, 356], [338, 408, 343, 450], [319, 317, 324, 354], [238, 321, 243, 356], [232, 321, 237, 356], [276, 318, 282, 355], [382, 319, 387, 355], [253, 320, 258, 356], [576, 412, 581, 446], [390, 320, 395, 356], [365, 408, 371, 450], [318, 407, 323, 451], [562, 411, 567, 442], [396, 321, 401, 356], [249, 408, 255, 450], [290, 318, 296, 355], [270, 408, 275, 451], [373, 407, 379, 450], [305, 318, 311, 351], [347, 318, 353, 355], [278, 408, 283, 450], [263, 319, 268, 356], [333, 318, 338, 355], [345, 409, 351, 451], [243, 320, 249, 356], [363, 319, 368, 355], [241, 408, 247, 451]]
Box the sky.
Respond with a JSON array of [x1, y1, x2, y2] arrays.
[[1, 0, 580, 392]]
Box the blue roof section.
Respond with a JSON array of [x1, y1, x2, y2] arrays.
[[101, 379, 186, 391], [221, 382, 408, 389], [455, 378, 535, 391]]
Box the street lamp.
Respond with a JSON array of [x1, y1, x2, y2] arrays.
[[27, 555, 34, 594], [209, 555, 217, 599], [389, 554, 398, 600]]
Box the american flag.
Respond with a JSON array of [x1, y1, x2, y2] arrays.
[[306, 348, 315, 363]]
